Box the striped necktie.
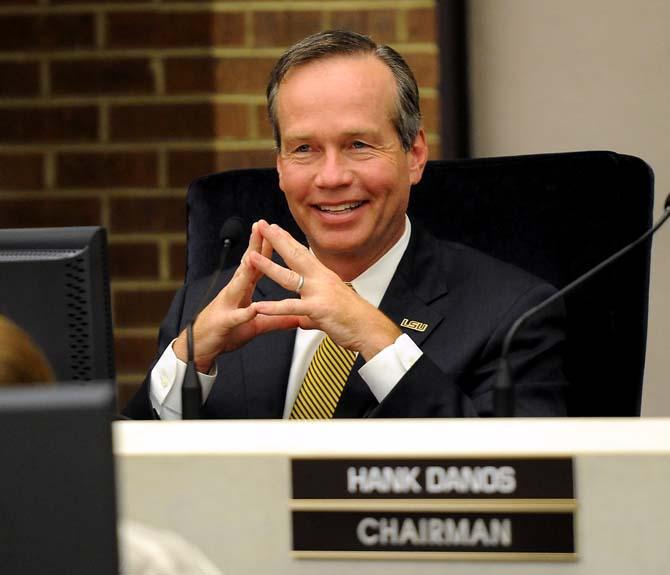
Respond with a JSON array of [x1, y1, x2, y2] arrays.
[[290, 283, 357, 419], [289, 335, 357, 419]]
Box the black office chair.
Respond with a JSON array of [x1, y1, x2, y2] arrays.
[[184, 151, 654, 416]]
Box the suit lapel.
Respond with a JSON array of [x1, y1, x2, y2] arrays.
[[334, 225, 450, 418], [378, 227, 449, 347]]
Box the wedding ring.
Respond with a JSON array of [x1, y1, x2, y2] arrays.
[[295, 274, 305, 293]]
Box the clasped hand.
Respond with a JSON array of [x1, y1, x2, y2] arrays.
[[175, 219, 400, 373]]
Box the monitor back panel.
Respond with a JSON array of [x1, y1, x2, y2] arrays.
[[0, 385, 118, 575]]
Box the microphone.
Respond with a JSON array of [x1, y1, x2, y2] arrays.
[[182, 216, 247, 419], [494, 195, 670, 417]]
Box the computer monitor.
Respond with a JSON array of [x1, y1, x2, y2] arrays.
[[0, 226, 115, 384], [0, 384, 119, 575]]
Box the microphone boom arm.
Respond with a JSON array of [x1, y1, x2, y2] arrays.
[[495, 204, 670, 417], [182, 217, 247, 420]]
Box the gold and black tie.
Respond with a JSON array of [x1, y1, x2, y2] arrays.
[[289, 335, 357, 419], [290, 282, 358, 419]]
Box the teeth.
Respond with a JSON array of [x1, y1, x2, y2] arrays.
[[318, 202, 363, 213]]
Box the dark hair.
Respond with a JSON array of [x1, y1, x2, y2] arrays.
[[266, 30, 421, 151]]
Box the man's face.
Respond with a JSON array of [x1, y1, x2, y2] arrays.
[[275, 55, 427, 274]]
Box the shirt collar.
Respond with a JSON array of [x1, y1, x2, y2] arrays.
[[349, 215, 411, 308]]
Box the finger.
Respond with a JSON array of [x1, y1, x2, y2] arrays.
[[235, 222, 266, 288], [208, 269, 249, 309], [253, 298, 305, 317], [244, 222, 266, 280], [247, 221, 262, 256], [212, 256, 259, 308], [247, 219, 273, 268], [241, 222, 264, 268], [248, 251, 303, 293], [253, 314, 301, 334], [260, 232, 273, 260], [258, 221, 311, 272], [219, 303, 257, 327]]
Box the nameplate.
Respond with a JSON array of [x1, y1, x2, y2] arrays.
[[292, 510, 575, 559], [290, 457, 576, 560], [292, 457, 574, 499]]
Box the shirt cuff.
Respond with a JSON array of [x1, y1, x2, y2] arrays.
[[149, 339, 218, 419], [357, 333, 423, 403]]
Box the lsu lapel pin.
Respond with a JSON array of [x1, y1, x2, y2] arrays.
[[400, 318, 428, 332]]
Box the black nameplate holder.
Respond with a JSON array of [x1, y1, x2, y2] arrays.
[[290, 457, 576, 561]]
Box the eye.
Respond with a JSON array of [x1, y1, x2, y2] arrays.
[[351, 141, 369, 150], [293, 144, 311, 153]]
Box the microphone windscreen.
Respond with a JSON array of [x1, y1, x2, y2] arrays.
[[219, 216, 247, 246]]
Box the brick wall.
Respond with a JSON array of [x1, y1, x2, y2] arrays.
[[0, 0, 440, 408]]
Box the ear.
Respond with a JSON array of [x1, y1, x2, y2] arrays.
[[276, 151, 285, 192], [407, 128, 429, 186]]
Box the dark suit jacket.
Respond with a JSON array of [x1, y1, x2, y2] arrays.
[[123, 223, 567, 419]]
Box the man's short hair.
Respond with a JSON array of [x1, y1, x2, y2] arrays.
[[266, 29, 421, 152]]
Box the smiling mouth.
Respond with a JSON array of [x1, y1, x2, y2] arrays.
[[316, 201, 364, 214]]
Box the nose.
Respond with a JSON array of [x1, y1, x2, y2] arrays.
[[314, 150, 354, 189]]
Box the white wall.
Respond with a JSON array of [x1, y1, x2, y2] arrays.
[[468, 0, 670, 415]]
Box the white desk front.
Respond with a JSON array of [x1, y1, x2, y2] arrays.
[[114, 419, 670, 574]]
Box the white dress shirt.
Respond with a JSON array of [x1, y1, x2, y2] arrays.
[[150, 216, 423, 419]]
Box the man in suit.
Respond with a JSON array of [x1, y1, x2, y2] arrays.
[[124, 30, 567, 420]]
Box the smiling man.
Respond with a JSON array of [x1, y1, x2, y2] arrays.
[[124, 30, 567, 420]]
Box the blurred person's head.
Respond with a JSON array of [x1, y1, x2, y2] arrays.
[[0, 315, 54, 385]]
